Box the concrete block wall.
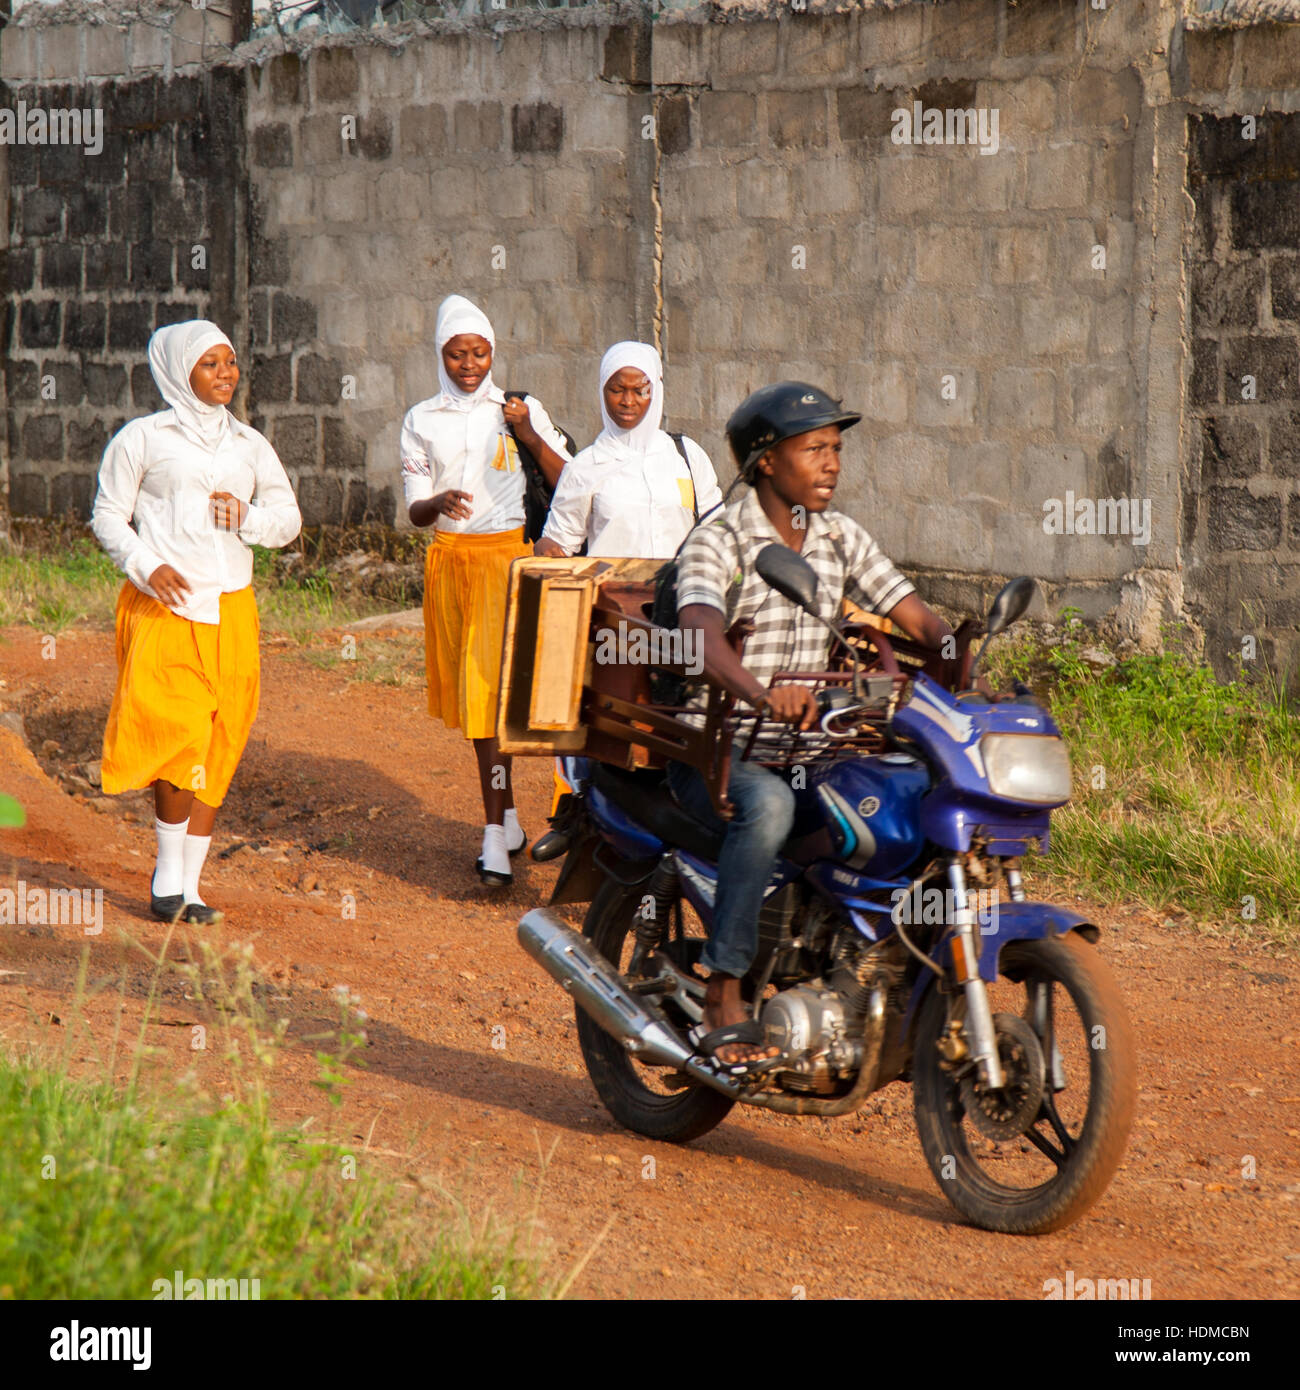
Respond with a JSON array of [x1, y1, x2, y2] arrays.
[[241, 18, 656, 525], [657, 2, 1154, 619], [2, 67, 245, 518]]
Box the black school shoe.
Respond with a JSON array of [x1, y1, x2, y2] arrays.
[[179, 902, 224, 925], [474, 857, 513, 888], [150, 892, 184, 922]]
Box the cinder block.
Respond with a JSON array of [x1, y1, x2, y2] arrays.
[[945, 294, 1019, 357], [715, 21, 778, 83], [989, 226, 1052, 285], [737, 158, 792, 221], [372, 168, 428, 223], [476, 287, 540, 350], [842, 358, 909, 427], [85, 23, 128, 78], [652, 19, 708, 87], [915, 226, 983, 287], [858, 4, 926, 68], [570, 92, 628, 153], [453, 100, 502, 153], [38, 24, 83, 81], [775, 228, 835, 289], [478, 165, 535, 221], [317, 170, 368, 226], [301, 112, 347, 167], [1025, 144, 1091, 211], [783, 15, 854, 79], [364, 47, 417, 102], [873, 432, 949, 500], [794, 155, 863, 218], [1184, 30, 1235, 93], [415, 35, 470, 101], [946, 154, 1020, 213], [312, 45, 361, 104], [876, 291, 944, 357], [916, 366, 977, 428], [1019, 445, 1090, 509], [989, 367, 1057, 430], [515, 227, 578, 284], [876, 153, 946, 220], [1092, 141, 1135, 208], [426, 164, 476, 217], [839, 223, 913, 293], [538, 166, 592, 220], [665, 162, 737, 221], [1019, 296, 1091, 356], [128, 20, 169, 72], [399, 105, 447, 160], [950, 440, 1015, 504], [768, 90, 829, 149], [170, 6, 217, 67], [1067, 366, 1131, 432], [976, 78, 1057, 142], [320, 294, 369, 350], [1091, 296, 1132, 362], [263, 171, 315, 230], [1063, 66, 1142, 131], [0, 25, 38, 82], [700, 91, 757, 149], [928, 0, 1001, 61], [1004, 0, 1079, 60]]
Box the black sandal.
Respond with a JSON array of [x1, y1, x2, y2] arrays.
[[692, 1020, 782, 1077]]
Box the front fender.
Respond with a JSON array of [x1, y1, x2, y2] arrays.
[[901, 901, 1099, 1039], [975, 900, 1099, 982]]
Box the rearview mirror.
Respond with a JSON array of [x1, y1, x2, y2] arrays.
[[985, 576, 1036, 637], [756, 544, 819, 613]]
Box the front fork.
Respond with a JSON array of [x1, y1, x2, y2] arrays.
[[947, 858, 1005, 1090]]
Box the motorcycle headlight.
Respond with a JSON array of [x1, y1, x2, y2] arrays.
[[980, 734, 1072, 805]]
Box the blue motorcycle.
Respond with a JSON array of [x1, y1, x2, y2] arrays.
[[518, 548, 1136, 1234]]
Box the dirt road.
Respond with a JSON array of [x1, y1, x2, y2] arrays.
[[2, 624, 1297, 1299]]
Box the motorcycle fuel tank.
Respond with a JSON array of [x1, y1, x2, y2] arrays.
[[811, 754, 929, 878]]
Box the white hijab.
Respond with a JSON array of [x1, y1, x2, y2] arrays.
[[147, 319, 234, 449], [592, 341, 664, 463], [435, 294, 496, 411]]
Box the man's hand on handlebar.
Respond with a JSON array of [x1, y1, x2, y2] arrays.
[[761, 685, 819, 730]]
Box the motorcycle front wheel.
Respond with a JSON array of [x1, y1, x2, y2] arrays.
[[575, 879, 735, 1143], [912, 932, 1137, 1234]]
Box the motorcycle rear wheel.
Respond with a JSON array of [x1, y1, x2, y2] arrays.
[[575, 879, 735, 1143], [912, 933, 1136, 1235]]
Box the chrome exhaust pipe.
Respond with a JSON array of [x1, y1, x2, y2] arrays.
[[517, 908, 741, 1097]]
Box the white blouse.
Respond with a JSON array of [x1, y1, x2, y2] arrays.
[[400, 387, 571, 535], [541, 433, 723, 559], [91, 411, 302, 626]]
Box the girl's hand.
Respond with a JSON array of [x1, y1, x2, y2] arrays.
[[502, 396, 538, 445], [533, 537, 566, 558], [148, 564, 192, 607], [431, 489, 474, 521], [210, 491, 248, 531]]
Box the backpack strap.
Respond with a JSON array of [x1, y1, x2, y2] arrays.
[[668, 432, 700, 523]]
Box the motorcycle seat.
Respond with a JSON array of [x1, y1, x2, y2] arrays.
[[588, 763, 727, 862]]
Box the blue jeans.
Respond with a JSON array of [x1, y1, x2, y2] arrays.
[[665, 747, 797, 978]]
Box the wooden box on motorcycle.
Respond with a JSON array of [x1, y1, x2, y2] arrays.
[[495, 555, 739, 782]]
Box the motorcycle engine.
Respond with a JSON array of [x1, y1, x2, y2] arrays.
[[760, 985, 861, 1093]]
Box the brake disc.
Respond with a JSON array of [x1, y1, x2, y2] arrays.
[[959, 1013, 1046, 1142]]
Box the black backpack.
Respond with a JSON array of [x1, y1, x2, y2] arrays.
[[503, 390, 578, 543]]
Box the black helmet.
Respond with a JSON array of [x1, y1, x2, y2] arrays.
[[725, 381, 862, 476]]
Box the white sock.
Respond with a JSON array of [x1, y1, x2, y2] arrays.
[[182, 834, 212, 906], [480, 823, 510, 876], [504, 807, 524, 852], [152, 817, 189, 898]]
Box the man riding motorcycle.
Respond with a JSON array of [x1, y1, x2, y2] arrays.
[[665, 382, 954, 1072]]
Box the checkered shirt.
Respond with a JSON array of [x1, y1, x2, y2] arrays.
[[675, 486, 915, 744]]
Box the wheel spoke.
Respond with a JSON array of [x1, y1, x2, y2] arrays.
[[1023, 1121, 1067, 1169]]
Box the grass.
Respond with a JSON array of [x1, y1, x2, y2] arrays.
[[0, 942, 554, 1299], [987, 613, 1300, 946], [0, 533, 403, 636]]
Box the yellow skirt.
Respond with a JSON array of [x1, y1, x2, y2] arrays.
[[101, 583, 260, 808], [423, 527, 529, 741]]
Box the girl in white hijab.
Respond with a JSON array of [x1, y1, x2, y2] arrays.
[[92, 320, 302, 926], [399, 293, 573, 886], [536, 341, 722, 559]]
